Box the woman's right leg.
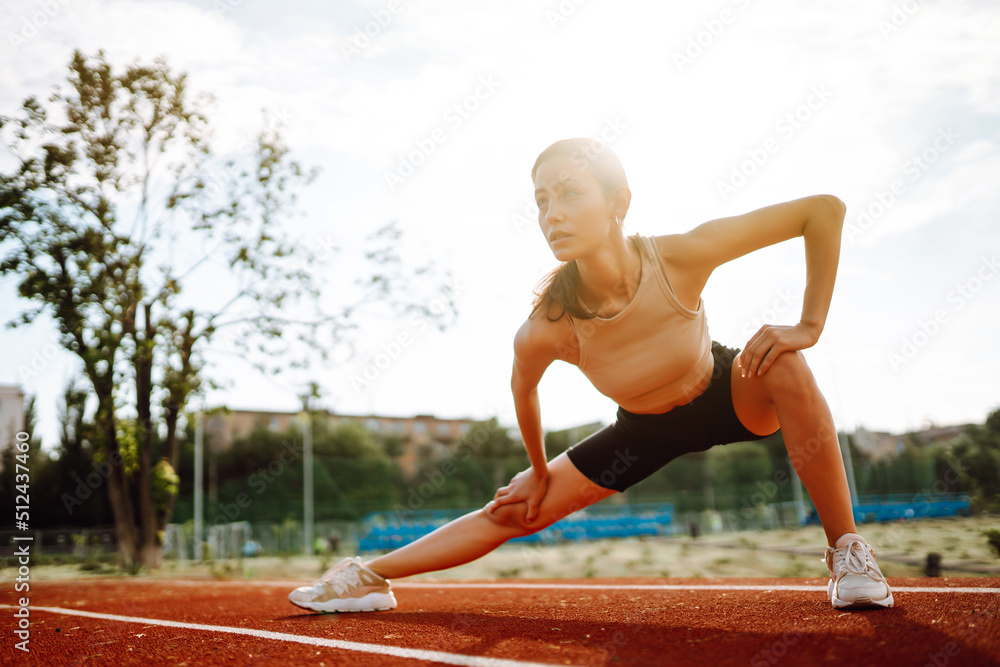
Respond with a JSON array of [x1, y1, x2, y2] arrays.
[[364, 451, 617, 580]]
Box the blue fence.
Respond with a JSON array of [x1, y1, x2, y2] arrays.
[[802, 493, 971, 526], [358, 503, 675, 552], [357, 494, 973, 551]]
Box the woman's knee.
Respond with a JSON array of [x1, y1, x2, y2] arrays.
[[763, 350, 815, 395], [479, 453, 618, 536], [481, 500, 542, 537]]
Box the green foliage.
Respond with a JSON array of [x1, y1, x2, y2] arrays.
[[706, 441, 774, 487], [621, 432, 792, 512], [315, 420, 388, 459], [454, 417, 523, 459], [0, 49, 315, 559], [176, 417, 535, 524], [152, 459, 180, 512], [947, 409, 1000, 512], [314, 456, 402, 519], [174, 409, 1000, 527], [380, 434, 405, 458], [112, 420, 141, 478], [853, 455, 940, 497], [184, 418, 404, 524], [1, 49, 454, 562], [982, 529, 1000, 560], [544, 422, 603, 457]]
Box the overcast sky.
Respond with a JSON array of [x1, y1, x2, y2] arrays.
[[1, 0, 998, 451]]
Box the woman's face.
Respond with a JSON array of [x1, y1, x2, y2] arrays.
[[533, 155, 617, 262]]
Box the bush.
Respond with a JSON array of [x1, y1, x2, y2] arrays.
[[983, 529, 1000, 560]]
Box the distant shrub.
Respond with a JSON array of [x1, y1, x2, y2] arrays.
[[983, 529, 1000, 559]]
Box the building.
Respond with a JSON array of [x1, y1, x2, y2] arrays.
[[852, 427, 904, 461], [909, 424, 969, 447], [852, 423, 971, 461], [0, 384, 26, 457], [204, 408, 480, 477]]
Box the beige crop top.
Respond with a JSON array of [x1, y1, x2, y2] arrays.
[[568, 235, 713, 414]]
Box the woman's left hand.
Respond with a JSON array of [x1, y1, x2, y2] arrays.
[[488, 467, 549, 525], [738, 322, 820, 379]]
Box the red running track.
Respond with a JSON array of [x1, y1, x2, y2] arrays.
[[2, 577, 999, 666]]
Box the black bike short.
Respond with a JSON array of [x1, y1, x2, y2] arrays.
[[565, 341, 780, 492]]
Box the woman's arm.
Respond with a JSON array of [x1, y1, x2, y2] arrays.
[[796, 196, 846, 342], [512, 374, 549, 478], [488, 317, 560, 523], [661, 194, 847, 376]]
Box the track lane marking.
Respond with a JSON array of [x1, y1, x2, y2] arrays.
[[0, 604, 567, 667], [135, 580, 1000, 595], [394, 583, 1000, 594]]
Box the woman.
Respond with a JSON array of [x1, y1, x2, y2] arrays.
[[288, 138, 893, 613]]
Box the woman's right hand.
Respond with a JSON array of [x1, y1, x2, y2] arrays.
[[487, 466, 550, 525]]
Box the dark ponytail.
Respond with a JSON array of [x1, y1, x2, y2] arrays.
[[529, 138, 629, 322], [531, 260, 596, 321]]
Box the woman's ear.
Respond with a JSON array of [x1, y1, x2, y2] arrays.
[[611, 185, 632, 222]]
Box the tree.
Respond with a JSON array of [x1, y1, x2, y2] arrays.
[[543, 422, 604, 458], [449, 417, 525, 492], [199, 418, 403, 523], [0, 51, 454, 568], [947, 408, 1000, 513], [50, 379, 115, 527]]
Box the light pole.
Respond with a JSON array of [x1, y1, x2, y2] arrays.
[[194, 411, 203, 561], [704, 467, 716, 512], [790, 461, 807, 527], [298, 404, 314, 556], [838, 431, 859, 507]]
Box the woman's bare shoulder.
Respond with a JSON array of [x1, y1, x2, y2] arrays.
[[651, 233, 710, 311], [652, 232, 687, 261], [514, 302, 580, 366]]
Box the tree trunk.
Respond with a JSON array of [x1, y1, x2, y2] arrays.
[[97, 389, 138, 568], [163, 401, 180, 472], [157, 311, 196, 535], [157, 400, 181, 536], [135, 301, 159, 568]]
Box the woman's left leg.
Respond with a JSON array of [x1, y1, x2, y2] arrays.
[[362, 451, 617, 580], [728, 350, 857, 549]]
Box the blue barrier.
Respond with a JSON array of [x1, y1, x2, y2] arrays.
[[801, 494, 971, 526], [358, 503, 676, 551]]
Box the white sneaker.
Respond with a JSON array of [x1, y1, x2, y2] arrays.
[[823, 539, 894, 609], [288, 557, 397, 613]]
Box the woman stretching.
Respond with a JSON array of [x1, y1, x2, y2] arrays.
[[289, 138, 893, 613]]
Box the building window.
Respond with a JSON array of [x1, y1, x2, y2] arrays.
[[269, 415, 279, 431], [413, 422, 427, 433], [437, 422, 451, 437], [366, 418, 380, 432]]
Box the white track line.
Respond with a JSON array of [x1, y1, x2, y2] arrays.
[[395, 583, 1000, 595], [145, 580, 1000, 595], [0, 605, 561, 667]]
